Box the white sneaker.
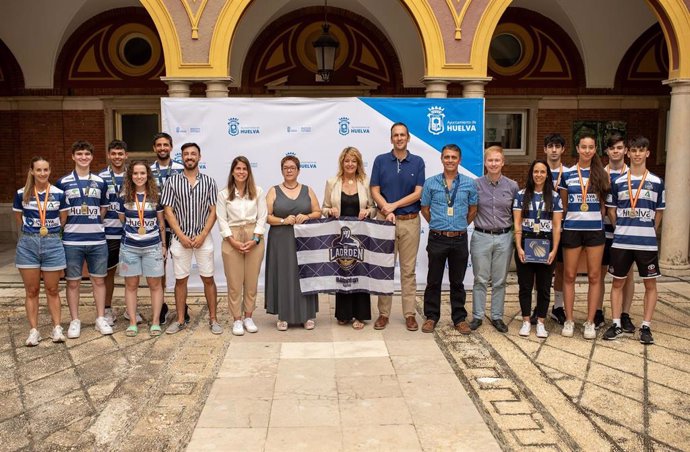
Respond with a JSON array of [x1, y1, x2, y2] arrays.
[[583, 321, 596, 340], [67, 319, 81, 339], [519, 321, 531, 337], [562, 320, 574, 337], [232, 320, 245, 336], [103, 308, 116, 326], [536, 323, 549, 338], [123, 311, 143, 324], [95, 316, 114, 335], [26, 328, 41, 346], [51, 325, 66, 343], [243, 317, 258, 333]]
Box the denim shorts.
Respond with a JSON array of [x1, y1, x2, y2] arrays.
[[118, 243, 165, 278], [64, 243, 108, 279], [15, 234, 66, 271]]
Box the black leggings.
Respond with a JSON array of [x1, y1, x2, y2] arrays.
[[514, 249, 555, 318]]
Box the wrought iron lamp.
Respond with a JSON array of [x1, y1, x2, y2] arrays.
[[312, 0, 339, 82]]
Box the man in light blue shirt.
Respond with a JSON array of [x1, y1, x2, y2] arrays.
[[420, 144, 477, 334]]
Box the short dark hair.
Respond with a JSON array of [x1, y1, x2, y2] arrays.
[[544, 133, 565, 147], [606, 133, 625, 149], [390, 122, 409, 136], [108, 139, 128, 152], [71, 140, 94, 155], [181, 142, 200, 154], [441, 143, 462, 158], [152, 132, 172, 146], [281, 155, 300, 169], [628, 135, 650, 149]]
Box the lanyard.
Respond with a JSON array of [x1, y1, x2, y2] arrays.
[[553, 164, 563, 189], [531, 193, 544, 221], [108, 167, 122, 194], [443, 174, 460, 207], [627, 170, 648, 213], [72, 171, 91, 203], [155, 161, 168, 187]]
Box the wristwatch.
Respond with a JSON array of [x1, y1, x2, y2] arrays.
[[253, 236, 261, 244], [280, 218, 285, 224]]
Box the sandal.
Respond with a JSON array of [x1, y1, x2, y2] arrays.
[[276, 320, 288, 331], [149, 325, 162, 337], [337, 319, 349, 326], [303, 319, 315, 330], [352, 319, 365, 330], [125, 325, 138, 337]]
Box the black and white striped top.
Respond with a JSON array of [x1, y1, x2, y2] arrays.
[[160, 172, 218, 239]]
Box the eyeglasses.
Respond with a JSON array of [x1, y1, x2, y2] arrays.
[[282, 166, 298, 172]]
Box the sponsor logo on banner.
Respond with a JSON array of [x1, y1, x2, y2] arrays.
[[338, 117, 370, 135], [175, 126, 187, 134], [329, 226, 365, 271], [427, 106, 445, 135], [227, 117, 260, 136], [190, 127, 201, 133], [287, 126, 313, 134], [285, 152, 317, 169]]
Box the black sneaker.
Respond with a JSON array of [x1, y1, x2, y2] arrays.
[[550, 307, 566, 325], [491, 319, 508, 333], [184, 304, 191, 324], [594, 309, 606, 329], [603, 324, 624, 340], [639, 326, 654, 345], [159, 302, 169, 326], [530, 309, 538, 325], [469, 318, 483, 330], [620, 313, 635, 334]]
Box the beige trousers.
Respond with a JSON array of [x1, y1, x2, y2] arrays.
[[377, 215, 420, 318], [221, 224, 265, 319]]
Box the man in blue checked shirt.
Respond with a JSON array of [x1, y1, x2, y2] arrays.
[[420, 144, 477, 334]]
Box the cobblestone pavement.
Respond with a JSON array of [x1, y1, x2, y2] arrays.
[[0, 271, 688, 451]]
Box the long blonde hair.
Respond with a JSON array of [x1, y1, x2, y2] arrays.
[[336, 147, 366, 182], [23, 156, 50, 205]]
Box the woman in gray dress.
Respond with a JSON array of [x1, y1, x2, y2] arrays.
[[265, 155, 322, 330]]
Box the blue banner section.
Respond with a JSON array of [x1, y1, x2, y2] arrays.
[[358, 98, 484, 177]]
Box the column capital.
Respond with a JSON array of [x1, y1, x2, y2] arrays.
[[461, 78, 491, 98], [662, 78, 690, 90], [161, 78, 192, 98], [422, 78, 449, 98], [204, 77, 233, 98]]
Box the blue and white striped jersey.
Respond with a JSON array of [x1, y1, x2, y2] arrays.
[[13, 186, 68, 234], [603, 166, 628, 239], [606, 171, 665, 251], [56, 172, 109, 246], [150, 160, 184, 188], [559, 166, 604, 231], [513, 190, 563, 234], [118, 193, 164, 248], [98, 167, 125, 239]]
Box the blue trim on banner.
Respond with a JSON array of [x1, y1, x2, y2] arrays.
[[358, 98, 484, 177]]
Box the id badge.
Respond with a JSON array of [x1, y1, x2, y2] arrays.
[[533, 223, 540, 234], [447, 207, 454, 216]]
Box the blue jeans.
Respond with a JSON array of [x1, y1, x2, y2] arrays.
[[15, 234, 66, 271], [64, 243, 108, 279], [118, 243, 165, 278], [471, 230, 513, 320]]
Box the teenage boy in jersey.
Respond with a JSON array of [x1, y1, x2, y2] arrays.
[[420, 144, 477, 334], [161, 143, 221, 334], [370, 122, 425, 331], [56, 140, 113, 338], [98, 140, 128, 326], [538, 134, 568, 325], [601, 133, 635, 332], [605, 136, 664, 345], [150, 132, 185, 325]]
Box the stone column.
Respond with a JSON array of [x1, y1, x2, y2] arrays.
[[205, 77, 233, 97], [461, 79, 490, 98], [161, 78, 191, 97], [660, 79, 690, 271], [423, 79, 449, 98]]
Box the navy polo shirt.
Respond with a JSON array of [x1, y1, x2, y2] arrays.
[[370, 150, 425, 215]]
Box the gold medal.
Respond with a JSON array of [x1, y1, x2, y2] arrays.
[[629, 209, 637, 218], [447, 206, 454, 216], [81, 203, 88, 215], [138, 226, 146, 235], [39, 226, 48, 236], [533, 223, 540, 234], [580, 203, 589, 212]]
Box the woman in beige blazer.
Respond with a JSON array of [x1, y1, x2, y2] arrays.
[[322, 146, 377, 329]]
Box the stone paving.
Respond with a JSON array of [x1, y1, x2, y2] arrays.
[[0, 266, 689, 451]]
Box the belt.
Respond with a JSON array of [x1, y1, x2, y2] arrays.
[[430, 230, 466, 237], [474, 227, 512, 235], [396, 213, 418, 220]]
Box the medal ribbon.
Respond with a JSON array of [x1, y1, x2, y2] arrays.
[[33, 185, 50, 231], [135, 193, 147, 232], [443, 174, 460, 207], [155, 162, 167, 187], [607, 164, 628, 178], [576, 164, 591, 208], [554, 164, 563, 190], [109, 167, 121, 194], [627, 170, 648, 214], [72, 171, 91, 205]]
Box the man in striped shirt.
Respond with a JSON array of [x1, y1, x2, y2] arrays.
[[56, 140, 113, 338], [98, 140, 128, 326], [605, 136, 665, 345], [160, 142, 221, 335], [150, 132, 185, 325]]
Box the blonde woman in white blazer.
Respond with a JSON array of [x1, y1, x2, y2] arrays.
[[322, 146, 377, 329]]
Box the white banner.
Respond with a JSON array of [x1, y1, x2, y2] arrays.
[[161, 97, 484, 291]]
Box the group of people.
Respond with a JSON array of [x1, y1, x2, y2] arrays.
[[15, 122, 664, 347]]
